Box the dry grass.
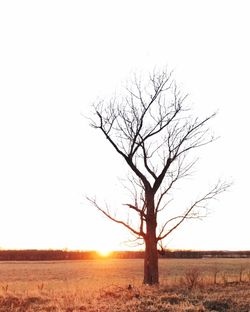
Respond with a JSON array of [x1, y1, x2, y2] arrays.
[[0, 258, 250, 311]]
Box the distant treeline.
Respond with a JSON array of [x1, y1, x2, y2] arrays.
[[0, 249, 250, 261]]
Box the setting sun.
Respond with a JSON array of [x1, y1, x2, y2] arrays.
[[97, 248, 112, 258]]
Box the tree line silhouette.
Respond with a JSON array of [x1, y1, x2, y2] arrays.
[[0, 249, 249, 261]]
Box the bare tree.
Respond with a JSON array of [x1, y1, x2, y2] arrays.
[[87, 69, 230, 285]]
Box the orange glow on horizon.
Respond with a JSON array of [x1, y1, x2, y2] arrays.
[[97, 248, 112, 257]]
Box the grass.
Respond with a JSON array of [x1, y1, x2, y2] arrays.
[[0, 258, 250, 311]]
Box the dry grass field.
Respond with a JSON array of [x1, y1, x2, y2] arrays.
[[1, 258, 250, 311]]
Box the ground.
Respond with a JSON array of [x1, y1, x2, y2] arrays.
[[0, 258, 250, 311]]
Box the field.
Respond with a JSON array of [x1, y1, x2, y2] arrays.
[[1, 258, 250, 311]]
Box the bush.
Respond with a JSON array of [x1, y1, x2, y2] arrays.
[[182, 267, 202, 290]]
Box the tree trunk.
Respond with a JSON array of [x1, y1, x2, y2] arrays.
[[143, 192, 159, 285], [144, 233, 159, 284]]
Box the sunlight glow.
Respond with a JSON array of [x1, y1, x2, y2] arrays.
[[97, 248, 112, 257]]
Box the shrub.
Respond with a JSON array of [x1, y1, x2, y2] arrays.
[[181, 267, 202, 290]]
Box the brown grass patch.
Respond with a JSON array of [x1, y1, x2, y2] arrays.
[[0, 258, 250, 311]]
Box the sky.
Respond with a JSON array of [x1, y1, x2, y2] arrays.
[[0, 0, 249, 252]]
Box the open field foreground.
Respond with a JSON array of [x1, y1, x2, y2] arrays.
[[1, 258, 250, 311]]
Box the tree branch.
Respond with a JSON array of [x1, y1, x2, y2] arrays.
[[87, 197, 145, 238], [157, 180, 231, 241]]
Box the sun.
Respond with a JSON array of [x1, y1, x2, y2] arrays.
[[97, 248, 112, 258]]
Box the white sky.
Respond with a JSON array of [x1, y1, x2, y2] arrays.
[[0, 0, 249, 252]]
